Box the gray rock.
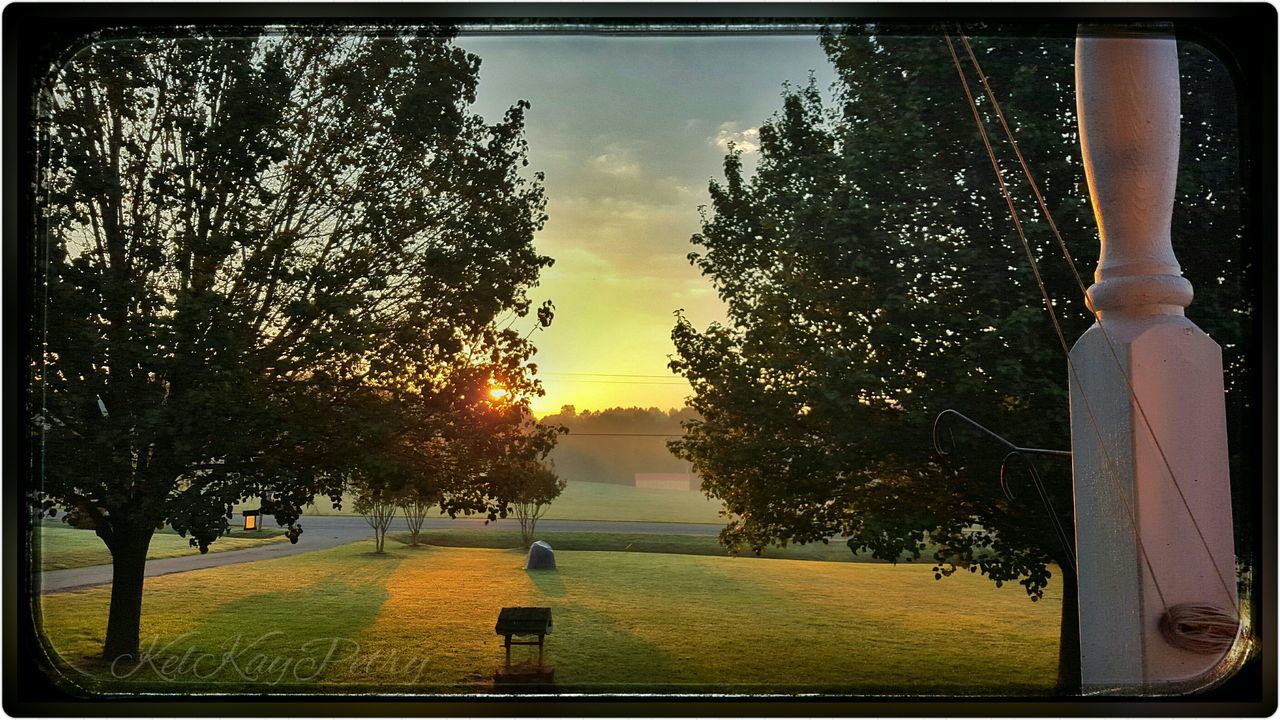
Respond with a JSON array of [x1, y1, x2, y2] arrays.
[[525, 540, 556, 570]]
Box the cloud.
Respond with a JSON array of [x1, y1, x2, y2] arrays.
[[586, 144, 641, 178], [711, 122, 760, 155], [530, 192, 714, 293]]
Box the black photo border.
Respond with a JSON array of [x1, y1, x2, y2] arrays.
[[4, 2, 1275, 716]]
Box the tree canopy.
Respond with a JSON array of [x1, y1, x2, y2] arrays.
[[668, 26, 1251, 690], [32, 26, 556, 657], [489, 460, 566, 546]]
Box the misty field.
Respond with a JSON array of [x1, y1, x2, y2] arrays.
[[540, 481, 722, 523], [38, 542, 1060, 694]]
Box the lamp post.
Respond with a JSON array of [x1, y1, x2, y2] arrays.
[[1070, 26, 1239, 693]]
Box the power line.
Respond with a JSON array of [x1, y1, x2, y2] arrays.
[[947, 31, 1178, 613], [542, 379, 688, 386], [954, 30, 1236, 610], [560, 432, 686, 437], [540, 371, 686, 379]]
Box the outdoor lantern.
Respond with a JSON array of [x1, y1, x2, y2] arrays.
[[242, 509, 260, 531]]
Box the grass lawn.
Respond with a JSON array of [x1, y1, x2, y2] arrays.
[[240, 480, 725, 525], [38, 542, 1062, 695], [388, 529, 925, 564], [37, 524, 288, 571]]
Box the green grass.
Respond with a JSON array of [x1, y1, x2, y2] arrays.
[[389, 528, 930, 563], [37, 542, 1062, 695], [37, 524, 288, 571], [241, 480, 726, 524]]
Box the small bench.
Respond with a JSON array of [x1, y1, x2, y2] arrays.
[[495, 606, 552, 668]]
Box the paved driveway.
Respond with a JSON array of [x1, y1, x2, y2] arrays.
[[38, 515, 722, 594]]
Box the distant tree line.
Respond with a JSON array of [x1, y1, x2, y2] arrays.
[[540, 406, 699, 486]]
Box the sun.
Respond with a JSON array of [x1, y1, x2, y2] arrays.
[[488, 387, 510, 401]]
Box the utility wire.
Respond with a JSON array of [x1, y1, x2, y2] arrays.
[[543, 372, 682, 379], [945, 31, 1171, 612], [542, 379, 688, 386], [560, 432, 686, 437], [956, 31, 1237, 610], [962, 30, 1239, 607]]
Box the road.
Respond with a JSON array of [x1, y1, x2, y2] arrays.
[[38, 515, 722, 594]]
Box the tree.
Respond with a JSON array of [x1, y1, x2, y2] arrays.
[[399, 454, 445, 547], [348, 375, 565, 551], [353, 485, 398, 555], [31, 27, 555, 658], [443, 408, 567, 525], [400, 491, 435, 548], [501, 463, 566, 546], [669, 26, 1249, 692]]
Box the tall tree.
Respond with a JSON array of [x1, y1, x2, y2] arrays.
[[353, 484, 399, 555], [398, 436, 451, 548], [669, 25, 1249, 692], [348, 386, 566, 550], [501, 461, 566, 546], [31, 27, 555, 658]]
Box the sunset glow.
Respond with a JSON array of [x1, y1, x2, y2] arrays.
[[457, 34, 835, 417]]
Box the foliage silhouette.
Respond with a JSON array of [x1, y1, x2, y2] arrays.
[[669, 26, 1250, 691], [33, 26, 555, 657]]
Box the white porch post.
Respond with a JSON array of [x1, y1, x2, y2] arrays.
[[1070, 27, 1239, 693]]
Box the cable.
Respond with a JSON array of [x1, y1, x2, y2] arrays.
[[945, 31, 1171, 612], [559, 432, 686, 438], [543, 372, 682, 379], [957, 30, 1236, 610], [541, 379, 688, 386]]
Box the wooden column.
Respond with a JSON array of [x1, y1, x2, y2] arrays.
[[1070, 27, 1239, 693]]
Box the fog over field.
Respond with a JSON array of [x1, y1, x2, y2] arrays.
[[540, 406, 697, 486]]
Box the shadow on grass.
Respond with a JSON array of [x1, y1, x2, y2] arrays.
[[537, 604, 707, 690], [353, 550, 407, 559], [527, 569, 566, 597], [71, 562, 405, 692]]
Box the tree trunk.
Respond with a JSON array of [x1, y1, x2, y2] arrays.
[[101, 527, 155, 660], [1056, 568, 1082, 694], [404, 504, 425, 547]]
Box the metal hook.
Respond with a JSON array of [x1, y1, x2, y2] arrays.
[[933, 409, 1076, 574], [932, 410, 958, 456], [998, 451, 1020, 502], [1000, 449, 1077, 574], [933, 409, 1071, 460]]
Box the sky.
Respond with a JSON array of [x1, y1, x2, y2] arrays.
[[454, 33, 838, 417]]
